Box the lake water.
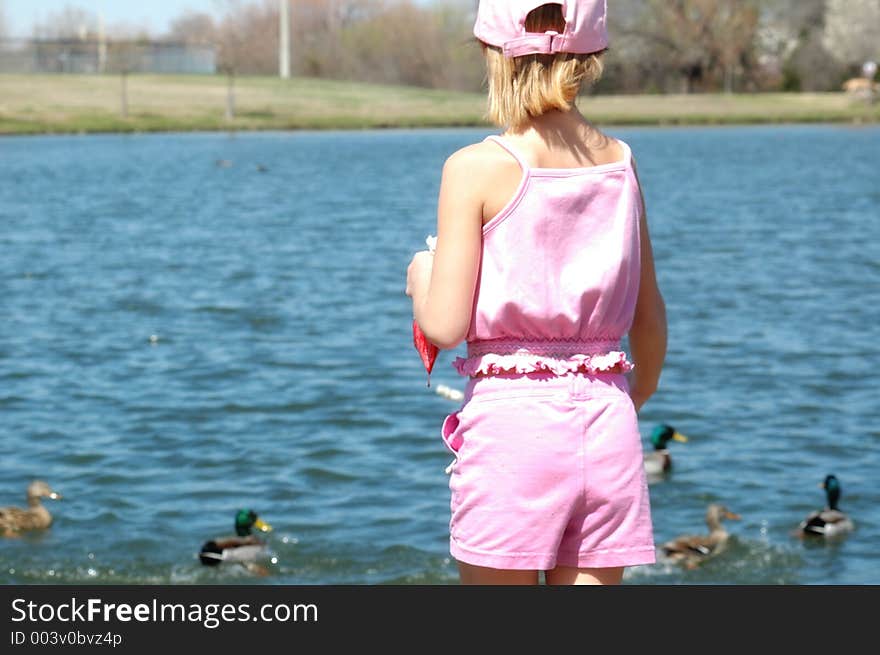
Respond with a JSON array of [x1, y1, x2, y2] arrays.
[[1, 125, 877, 585]]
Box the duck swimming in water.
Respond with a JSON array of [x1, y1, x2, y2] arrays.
[[199, 509, 273, 572], [797, 475, 854, 538], [661, 504, 740, 569], [644, 424, 688, 480], [0, 481, 62, 537]]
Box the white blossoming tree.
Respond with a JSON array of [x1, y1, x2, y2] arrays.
[[822, 0, 880, 68]]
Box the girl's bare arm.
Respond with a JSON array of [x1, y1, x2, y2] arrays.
[[628, 158, 667, 412], [408, 147, 485, 350]]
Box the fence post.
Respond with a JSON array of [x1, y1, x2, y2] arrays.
[[120, 70, 128, 118], [226, 72, 236, 121]]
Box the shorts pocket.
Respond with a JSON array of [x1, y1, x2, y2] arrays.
[[441, 411, 464, 455], [441, 411, 466, 475]]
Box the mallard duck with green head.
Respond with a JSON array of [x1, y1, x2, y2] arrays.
[[661, 504, 740, 569], [199, 509, 273, 569], [644, 424, 688, 479], [0, 480, 62, 538], [798, 475, 854, 538]]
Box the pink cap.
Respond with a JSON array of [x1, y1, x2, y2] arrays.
[[474, 0, 608, 58]]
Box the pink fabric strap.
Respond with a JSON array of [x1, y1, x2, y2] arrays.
[[484, 135, 530, 171], [503, 32, 568, 58]]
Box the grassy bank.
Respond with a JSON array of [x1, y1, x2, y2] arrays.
[[1, 73, 878, 135]]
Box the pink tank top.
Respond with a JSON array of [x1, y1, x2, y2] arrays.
[[453, 135, 642, 378]]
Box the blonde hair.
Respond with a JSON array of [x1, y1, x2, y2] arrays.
[[482, 4, 606, 131]]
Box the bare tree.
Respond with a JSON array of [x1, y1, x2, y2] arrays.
[[760, 0, 825, 39], [345, 2, 453, 88], [755, 0, 840, 92], [286, 0, 479, 88], [33, 5, 96, 40], [617, 0, 760, 92], [290, 0, 375, 78], [756, 0, 824, 66], [215, 1, 252, 120], [0, 0, 7, 40], [166, 11, 217, 45], [104, 40, 141, 118], [216, 0, 280, 75]]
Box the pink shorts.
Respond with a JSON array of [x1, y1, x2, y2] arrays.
[[441, 372, 655, 571]]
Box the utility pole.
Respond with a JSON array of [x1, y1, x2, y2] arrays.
[[279, 0, 290, 79], [97, 12, 107, 74]]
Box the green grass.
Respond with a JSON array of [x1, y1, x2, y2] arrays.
[[1, 74, 878, 135]]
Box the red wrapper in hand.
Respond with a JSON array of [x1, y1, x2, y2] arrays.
[[413, 319, 439, 386], [412, 235, 439, 386]]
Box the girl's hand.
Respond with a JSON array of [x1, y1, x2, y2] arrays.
[[406, 250, 434, 302], [629, 387, 650, 414], [627, 372, 656, 414]]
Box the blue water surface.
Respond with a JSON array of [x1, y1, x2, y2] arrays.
[[1, 125, 877, 584]]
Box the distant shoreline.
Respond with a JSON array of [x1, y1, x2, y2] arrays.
[[2, 74, 878, 136]]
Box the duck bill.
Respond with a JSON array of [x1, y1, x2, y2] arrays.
[[724, 512, 741, 521], [672, 432, 689, 443], [253, 519, 272, 533], [48, 492, 62, 500]]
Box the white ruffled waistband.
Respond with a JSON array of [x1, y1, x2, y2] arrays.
[[453, 338, 633, 378]]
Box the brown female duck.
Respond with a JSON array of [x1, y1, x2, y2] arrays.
[[661, 504, 740, 569], [0, 481, 62, 537]]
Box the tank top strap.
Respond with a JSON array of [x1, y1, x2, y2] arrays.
[[617, 138, 634, 168], [484, 135, 531, 172], [487, 134, 633, 172]]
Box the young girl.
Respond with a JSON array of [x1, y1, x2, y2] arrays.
[[406, 0, 667, 585]]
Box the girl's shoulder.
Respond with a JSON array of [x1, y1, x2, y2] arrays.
[[445, 138, 516, 170], [441, 138, 523, 186]]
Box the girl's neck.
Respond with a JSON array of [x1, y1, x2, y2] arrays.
[[501, 107, 620, 168], [506, 107, 592, 138]]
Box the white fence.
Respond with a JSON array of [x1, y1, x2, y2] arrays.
[[0, 39, 216, 75]]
